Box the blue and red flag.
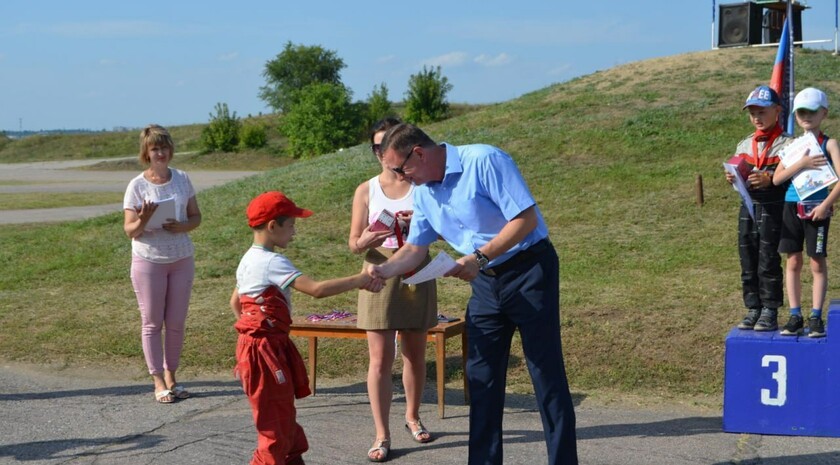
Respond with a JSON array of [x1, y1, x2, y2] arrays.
[[769, 12, 795, 133]]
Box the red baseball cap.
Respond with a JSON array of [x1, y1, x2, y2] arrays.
[[246, 191, 313, 227]]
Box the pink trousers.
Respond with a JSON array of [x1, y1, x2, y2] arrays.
[[130, 255, 195, 375]]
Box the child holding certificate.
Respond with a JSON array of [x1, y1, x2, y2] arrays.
[[772, 87, 840, 337]]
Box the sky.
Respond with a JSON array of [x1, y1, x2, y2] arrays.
[[2, 1, 839, 131]]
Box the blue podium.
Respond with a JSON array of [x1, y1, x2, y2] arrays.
[[723, 301, 839, 436]]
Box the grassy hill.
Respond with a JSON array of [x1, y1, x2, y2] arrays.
[[3, 46, 840, 404]]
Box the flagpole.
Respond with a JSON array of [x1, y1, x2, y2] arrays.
[[712, 0, 716, 49], [787, 0, 795, 134], [835, 0, 839, 55]]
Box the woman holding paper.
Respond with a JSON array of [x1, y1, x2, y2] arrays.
[[123, 124, 202, 404], [349, 117, 437, 461]]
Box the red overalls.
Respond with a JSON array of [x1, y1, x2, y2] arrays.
[[235, 286, 311, 465]]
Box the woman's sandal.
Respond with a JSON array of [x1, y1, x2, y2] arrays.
[[405, 418, 432, 443], [154, 389, 175, 404], [169, 384, 191, 399], [367, 438, 390, 462]]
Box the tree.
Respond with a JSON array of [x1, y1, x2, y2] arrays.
[[201, 102, 241, 153], [403, 66, 453, 124], [280, 82, 358, 158], [259, 42, 346, 113], [365, 82, 393, 127]]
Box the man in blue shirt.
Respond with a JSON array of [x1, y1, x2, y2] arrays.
[[368, 123, 577, 465]]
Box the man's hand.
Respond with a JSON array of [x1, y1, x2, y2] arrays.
[[445, 255, 481, 282]]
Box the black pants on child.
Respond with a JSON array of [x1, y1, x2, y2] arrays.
[[738, 202, 784, 310]]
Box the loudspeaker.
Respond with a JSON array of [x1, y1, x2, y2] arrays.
[[719, 2, 763, 47], [762, 8, 804, 45]]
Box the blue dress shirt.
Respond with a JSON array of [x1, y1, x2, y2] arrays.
[[406, 143, 548, 267]]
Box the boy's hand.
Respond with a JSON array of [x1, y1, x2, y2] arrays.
[[811, 203, 833, 221], [724, 171, 735, 185], [799, 152, 827, 170], [747, 171, 772, 189], [359, 271, 384, 292]]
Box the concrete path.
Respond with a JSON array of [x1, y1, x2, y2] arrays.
[[1, 363, 840, 465], [0, 158, 258, 225]]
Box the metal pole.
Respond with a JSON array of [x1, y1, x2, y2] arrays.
[[835, 0, 839, 55], [788, 0, 795, 134], [712, 0, 716, 49]]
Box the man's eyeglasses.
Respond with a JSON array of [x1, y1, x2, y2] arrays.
[[392, 146, 417, 175], [371, 143, 381, 155]]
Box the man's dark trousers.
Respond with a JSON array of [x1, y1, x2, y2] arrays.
[[466, 243, 578, 465]]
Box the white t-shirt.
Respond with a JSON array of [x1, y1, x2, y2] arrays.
[[123, 168, 196, 263], [235, 245, 302, 311], [367, 175, 414, 249]]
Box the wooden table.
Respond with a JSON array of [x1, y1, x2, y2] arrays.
[[290, 316, 468, 419]]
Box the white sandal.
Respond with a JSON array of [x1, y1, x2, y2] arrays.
[[405, 419, 432, 443], [367, 438, 390, 462], [154, 389, 175, 404]]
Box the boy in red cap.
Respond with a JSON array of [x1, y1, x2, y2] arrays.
[[230, 191, 374, 465], [725, 85, 792, 332]]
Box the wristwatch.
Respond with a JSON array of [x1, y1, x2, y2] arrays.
[[474, 249, 490, 269]]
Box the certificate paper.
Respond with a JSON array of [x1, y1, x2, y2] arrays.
[[722, 162, 756, 221], [778, 133, 838, 200], [145, 197, 176, 230], [402, 251, 458, 285]]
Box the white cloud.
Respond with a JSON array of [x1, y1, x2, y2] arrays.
[[474, 53, 512, 67], [98, 58, 118, 66], [421, 51, 469, 68], [218, 52, 239, 61], [0, 53, 5, 61]]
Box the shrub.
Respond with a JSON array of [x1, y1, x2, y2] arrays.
[[239, 122, 268, 150], [201, 103, 241, 153]]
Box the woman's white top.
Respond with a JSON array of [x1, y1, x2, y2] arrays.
[[367, 175, 414, 249], [123, 168, 196, 263]]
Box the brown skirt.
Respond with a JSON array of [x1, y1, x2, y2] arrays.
[[356, 247, 438, 331]]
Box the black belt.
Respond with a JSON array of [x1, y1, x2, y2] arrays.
[[482, 239, 552, 277]]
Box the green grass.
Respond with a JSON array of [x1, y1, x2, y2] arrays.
[[4, 47, 840, 403]]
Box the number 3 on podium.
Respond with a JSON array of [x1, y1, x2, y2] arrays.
[[760, 355, 787, 407]]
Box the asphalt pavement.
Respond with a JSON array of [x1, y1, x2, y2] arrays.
[[0, 158, 257, 225], [2, 363, 840, 465]]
